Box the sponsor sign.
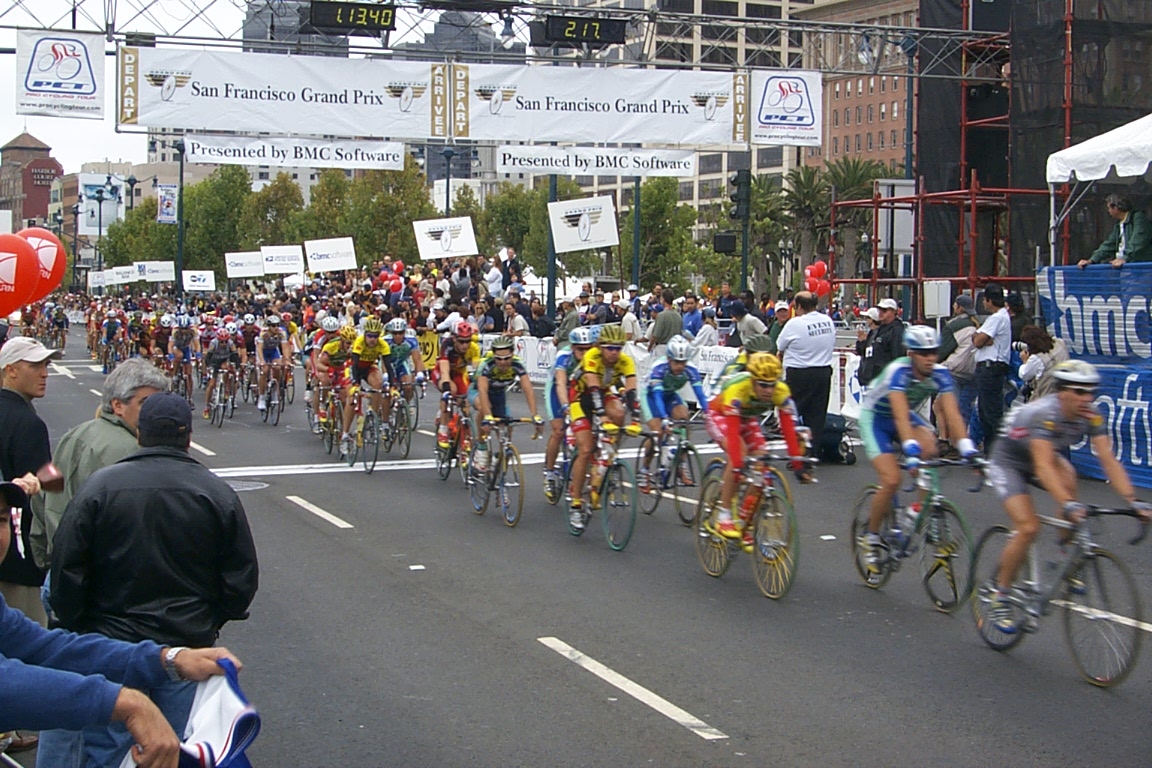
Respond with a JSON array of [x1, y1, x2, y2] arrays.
[[547, 196, 619, 255], [183, 269, 217, 292], [304, 237, 358, 273], [111, 265, 136, 285], [1072, 367, 1152, 489], [749, 70, 823, 147], [86, 271, 106, 289], [134, 261, 175, 282], [118, 46, 443, 139], [101, 269, 115, 286], [185, 134, 405, 171], [78, 173, 125, 237], [412, 217, 479, 261], [1038, 264, 1152, 364], [156, 184, 178, 224], [17, 30, 104, 119], [457, 64, 743, 146], [496, 146, 696, 178], [224, 251, 265, 279], [260, 245, 306, 275]]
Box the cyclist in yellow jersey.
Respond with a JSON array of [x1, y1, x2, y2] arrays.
[[565, 324, 641, 532], [349, 317, 396, 452]]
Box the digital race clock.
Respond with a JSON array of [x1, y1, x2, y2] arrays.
[[309, 2, 397, 34], [544, 15, 627, 46]]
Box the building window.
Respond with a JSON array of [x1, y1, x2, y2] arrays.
[[699, 153, 723, 174], [880, 103, 887, 121], [161, 153, 167, 162], [678, 181, 694, 201], [857, 78, 863, 96], [879, 132, 885, 149], [893, 77, 900, 92], [756, 146, 783, 168], [855, 106, 862, 124], [881, 76, 887, 93], [833, 110, 839, 127], [844, 108, 850, 126], [292, 173, 298, 180], [258, 171, 269, 180], [868, 104, 874, 123], [869, 76, 875, 94], [855, 134, 861, 152], [867, 133, 874, 151], [834, 82, 840, 99], [833, 137, 839, 154], [892, 101, 899, 120]]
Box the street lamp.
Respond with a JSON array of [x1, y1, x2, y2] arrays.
[[441, 147, 456, 217], [175, 140, 186, 300], [70, 202, 80, 288], [125, 175, 138, 211]]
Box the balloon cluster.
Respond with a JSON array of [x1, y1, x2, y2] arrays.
[[0, 228, 68, 316], [802, 260, 832, 297], [373, 259, 408, 294]]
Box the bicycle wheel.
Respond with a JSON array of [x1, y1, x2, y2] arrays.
[[970, 525, 1027, 652], [381, 404, 396, 453], [406, 387, 420, 427], [672, 444, 705, 526], [214, 381, 226, 428], [695, 475, 734, 577], [436, 429, 455, 481], [240, 368, 251, 402], [915, 500, 974, 613], [345, 415, 359, 467], [545, 441, 571, 506], [468, 441, 491, 515], [1062, 549, 1143, 687], [601, 461, 637, 552], [361, 412, 380, 474], [635, 436, 663, 516], [277, 375, 287, 416], [848, 485, 894, 590], [394, 402, 411, 459], [498, 444, 525, 527], [766, 464, 794, 506], [285, 369, 295, 404], [457, 428, 472, 486], [269, 380, 281, 426], [227, 376, 237, 418], [322, 394, 336, 454], [260, 384, 271, 423], [751, 488, 800, 599]]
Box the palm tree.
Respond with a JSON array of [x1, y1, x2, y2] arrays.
[[824, 156, 889, 277], [749, 175, 788, 297], [782, 164, 829, 265]]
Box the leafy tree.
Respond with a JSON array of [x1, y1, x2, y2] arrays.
[[617, 176, 699, 291], [782, 164, 829, 264], [522, 177, 601, 281], [748, 175, 789, 298], [182, 165, 251, 275], [480, 181, 534, 255], [292, 168, 350, 242], [450, 184, 493, 257], [100, 197, 177, 268], [823, 156, 888, 277], [237, 172, 304, 251], [342, 157, 438, 265]]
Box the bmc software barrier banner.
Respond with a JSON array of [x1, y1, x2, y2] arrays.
[[134, 261, 175, 282], [413, 217, 479, 261], [496, 146, 696, 178], [749, 70, 823, 147], [260, 245, 305, 275], [185, 134, 405, 171], [547, 196, 619, 255], [17, 30, 105, 119], [304, 237, 358, 273], [118, 46, 446, 139], [224, 251, 264, 279], [455, 64, 747, 147]]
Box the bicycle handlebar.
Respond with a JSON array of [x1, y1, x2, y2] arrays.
[[1080, 506, 1151, 546]]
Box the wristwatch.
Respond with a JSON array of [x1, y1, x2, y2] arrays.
[[163, 646, 188, 682]]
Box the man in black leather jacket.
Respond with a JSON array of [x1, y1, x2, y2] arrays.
[[50, 392, 258, 768]]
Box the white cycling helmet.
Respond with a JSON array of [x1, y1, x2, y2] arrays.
[[160, 314, 173, 328], [666, 334, 694, 362], [243, 313, 256, 326], [1051, 360, 1101, 386], [314, 310, 328, 325], [320, 316, 341, 333], [569, 327, 595, 346], [385, 318, 408, 334], [224, 322, 238, 334], [903, 325, 940, 351]]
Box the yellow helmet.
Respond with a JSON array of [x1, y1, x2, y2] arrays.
[[745, 352, 782, 383], [363, 317, 384, 335], [338, 325, 358, 342], [598, 324, 626, 345]]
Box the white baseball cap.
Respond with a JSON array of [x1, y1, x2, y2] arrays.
[[878, 298, 899, 310], [0, 337, 61, 370], [864, 307, 881, 322]]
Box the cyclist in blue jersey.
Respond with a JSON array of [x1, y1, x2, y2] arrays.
[[385, 317, 426, 416], [542, 331, 576, 498], [639, 335, 707, 483], [858, 325, 978, 576]]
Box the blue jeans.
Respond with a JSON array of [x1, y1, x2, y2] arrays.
[[82, 679, 195, 768], [38, 572, 85, 768]]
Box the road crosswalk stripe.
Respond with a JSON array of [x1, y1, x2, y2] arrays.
[[285, 495, 353, 529]]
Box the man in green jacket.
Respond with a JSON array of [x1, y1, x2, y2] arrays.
[[1078, 194, 1152, 268]]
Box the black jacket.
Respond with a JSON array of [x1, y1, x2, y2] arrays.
[[0, 388, 50, 587], [857, 320, 905, 386], [51, 447, 259, 647]]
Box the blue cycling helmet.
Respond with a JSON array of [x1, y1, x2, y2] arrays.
[[588, 324, 603, 343], [569, 327, 595, 346]]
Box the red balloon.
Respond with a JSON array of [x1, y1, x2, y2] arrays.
[[389, 278, 403, 293], [816, 279, 831, 297], [810, 261, 828, 279], [392, 260, 405, 273], [804, 266, 813, 278], [17, 228, 66, 303], [804, 277, 820, 293], [0, 233, 41, 316]]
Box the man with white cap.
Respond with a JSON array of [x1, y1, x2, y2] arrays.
[[616, 297, 641, 342], [626, 284, 642, 318], [857, 298, 905, 387]]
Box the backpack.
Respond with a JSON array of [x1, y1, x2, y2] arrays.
[[943, 323, 978, 379], [818, 413, 857, 464]]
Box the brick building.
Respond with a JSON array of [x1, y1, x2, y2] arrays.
[[0, 132, 64, 229]]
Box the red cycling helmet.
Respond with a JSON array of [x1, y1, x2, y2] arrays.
[[216, 327, 230, 341], [454, 322, 475, 340], [281, 312, 292, 323], [223, 314, 235, 324]]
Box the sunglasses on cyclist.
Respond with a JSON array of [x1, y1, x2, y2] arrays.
[[493, 354, 514, 361], [601, 345, 623, 352], [754, 379, 776, 389], [909, 348, 938, 357], [1064, 386, 1097, 397]]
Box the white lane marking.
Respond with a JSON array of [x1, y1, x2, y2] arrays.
[[88, 365, 104, 372], [89, 389, 103, 396], [51, 363, 75, 379], [285, 495, 353, 529], [190, 441, 217, 457], [820, 535, 837, 541], [417, 429, 436, 437], [409, 564, 425, 571], [537, 636, 728, 741], [1052, 599, 1152, 633]]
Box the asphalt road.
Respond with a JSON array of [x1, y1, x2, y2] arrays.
[[21, 337, 1152, 767]]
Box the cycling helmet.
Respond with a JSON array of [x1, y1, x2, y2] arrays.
[[599, 324, 626, 345], [321, 316, 341, 333], [117, 309, 127, 319], [745, 352, 782, 383], [587, 324, 603, 343], [363, 317, 384, 335], [491, 335, 515, 352], [569, 327, 595, 346], [223, 314, 235, 324], [266, 315, 282, 326], [281, 311, 292, 323], [665, 334, 694, 362], [903, 324, 940, 351], [160, 314, 173, 328], [455, 323, 475, 340], [243, 313, 256, 326], [225, 322, 238, 334], [105, 311, 116, 319], [385, 317, 408, 334], [215, 328, 230, 341], [338, 325, 358, 343], [1051, 360, 1101, 386], [742, 334, 774, 354], [202, 314, 215, 324], [177, 315, 193, 329]]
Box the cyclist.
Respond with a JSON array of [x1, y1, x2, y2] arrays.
[[50, 306, 69, 351], [541, 327, 586, 499], [203, 327, 238, 419], [318, 325, 358, 455], [132, 316, 154, 359], [469, 335, 543, 473], [153, 314, 173, 366], [255, 315, 291, 412], [239, 313, 260, 369], [565, 323, 641, 532], [435, 323, 481, 449], [856, 325, 977, 581], [639, 334, 708, 488], [99, 310, 124, 373], [984, 360, 1151, 631], [307, 315, 342, 407], [168, 315, 199, 398], [705, 352, 807, 545], [384, 317, 426, 420], [348, 317, 397, 447]]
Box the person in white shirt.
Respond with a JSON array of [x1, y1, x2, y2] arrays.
[[616, 298, 642, 342], [485, 259, 503, 298], [730, 300, 767, 343], [504, 302, 530, 337], [775, 291, 837, 455], [972, 282, 1012, 454], [692, 307, 719, 347]]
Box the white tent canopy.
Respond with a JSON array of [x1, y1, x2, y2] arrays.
[[1047, 111, 1152, 183]]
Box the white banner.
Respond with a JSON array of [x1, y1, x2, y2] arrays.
[[547, 196, 619, 255], [111, 265, 136, 285], [78, 173, 125, 237], [304, 237, 358, 273], [134, 261, 175, 282], [86, 271, 105, 289], [413, 217, 479, 261], [224, 251, 265, 279], [119, 46, 446, 139], [456, 65, 748, 146], [101, 269, 115, 286], [185, 134, 405, 171], [17, 30, 104, 119], [156, 184, 178, 224], [749, 70, 824, 147], [183, 270, 217, 292], [496, 146, 696, 178], [260, 245, 305, 275]]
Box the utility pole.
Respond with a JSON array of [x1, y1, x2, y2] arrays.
[[729, 169, 752, 292]]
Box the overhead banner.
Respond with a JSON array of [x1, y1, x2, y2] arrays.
[[547, 196, 620, 255], [305, 237, 358, 273], [78, 173, 125, 237], [118, 46, 446, 139], [17, 30, 105, 119], [156, 184, 178, 224], [224, 251, 264, 279], [455, 64, 747, 146], [749, 70, 824, 147], [86, 271, 105, 289], [260, 245, 305, 275], [134, 261, 175, 282], [412, 217, 480, 261], [183, 270, 217, 292], [496, 146, 697, 178], [185, 134, 405, 171]]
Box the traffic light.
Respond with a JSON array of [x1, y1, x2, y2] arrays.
[[729, 169, 751, 220]]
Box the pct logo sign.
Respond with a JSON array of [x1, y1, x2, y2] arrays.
[[750, 70, 822, 147], [18, 31, 105, 118], [756, 76, 814, 128]]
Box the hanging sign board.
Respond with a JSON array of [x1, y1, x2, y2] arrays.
[[224, 252, 265, 279], [412, 217, 479, 261], [260, 245, 306, 275], [547, 196, 620, 255], [304, 237, 358, 273]]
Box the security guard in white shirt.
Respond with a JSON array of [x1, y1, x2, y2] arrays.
[[972, 282, 1012, 454], [775, 291, 837, 455]]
